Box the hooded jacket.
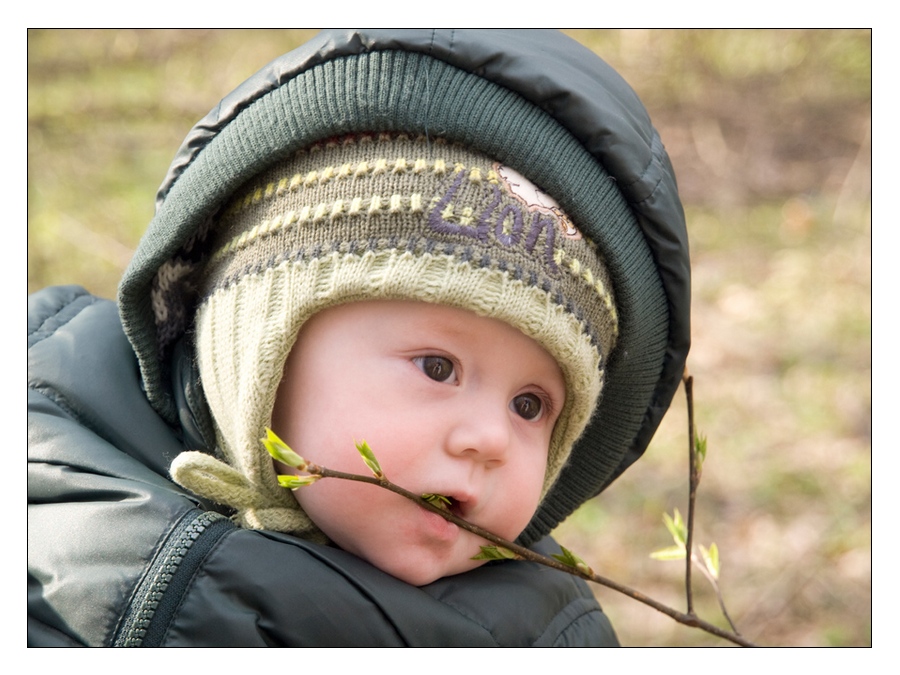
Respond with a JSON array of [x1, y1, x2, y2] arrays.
[[28, 29, 689, 647]]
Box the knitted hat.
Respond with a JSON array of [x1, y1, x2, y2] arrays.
[[170, 132, 619, 536]]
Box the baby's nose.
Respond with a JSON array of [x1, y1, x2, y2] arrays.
[[444, 400, 510, 466]]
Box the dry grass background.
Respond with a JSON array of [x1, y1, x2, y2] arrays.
[[28, 29, 871, 647]]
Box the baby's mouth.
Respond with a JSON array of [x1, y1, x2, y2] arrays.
[[421, 493, 465, 518]]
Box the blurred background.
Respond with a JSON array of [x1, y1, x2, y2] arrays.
[[27, 29, 871, 646]]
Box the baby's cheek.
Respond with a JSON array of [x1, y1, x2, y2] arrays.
[[295, 477, 388, 549], [500, 469, 545, 538]]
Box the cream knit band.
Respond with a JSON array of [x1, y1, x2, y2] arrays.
[[171, 133, 618, 537]]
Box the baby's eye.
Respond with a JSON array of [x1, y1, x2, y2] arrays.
[[511, 393, 544, 421], [413, 356, 456, 383]]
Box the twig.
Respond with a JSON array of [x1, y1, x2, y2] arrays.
[[692, 552, 741, 635], [682, 370, 742, 637], [264, 370, 757, 648], [290, 461, 758, 647], [684, 371, 697, 615]]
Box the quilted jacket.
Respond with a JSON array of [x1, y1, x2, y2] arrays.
[[28, 29, 690, 646]]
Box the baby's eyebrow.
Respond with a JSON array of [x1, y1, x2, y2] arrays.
[[417, 319, 471, 341], [405, 312, 476, 342]]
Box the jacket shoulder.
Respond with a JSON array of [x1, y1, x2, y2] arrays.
[[29, 286, 202, 646], [28, 286, 184, 476], [28, 285, 101, 347], [421, 536, 619, 646]]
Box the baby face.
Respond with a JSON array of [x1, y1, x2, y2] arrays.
[[271, 300, 565, 586]]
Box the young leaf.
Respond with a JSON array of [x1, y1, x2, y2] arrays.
[[700, 543, 720, 579], [696, 433, 708, 462], [355, 440, 384, 478], [551, 545, 577, 567], [551, 546, 594, 575], [421, 493, 452, 511], [261, 428, 307, 469], [277, 474, 321, 489], [695, 433, 708, 472], [650, 545, 687, 561], [663, 509, 687, 548], [471, 545, 520, 561]]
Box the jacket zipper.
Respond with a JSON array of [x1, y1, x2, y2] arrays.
[[113, 509, 234, 647]]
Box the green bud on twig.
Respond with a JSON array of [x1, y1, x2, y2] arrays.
[[662, 508, 687, 549], [650, 545, 687, 561], [355, 440, 384, 479], [262, 427, 307, 470], [695, 433, 708, 473], [471, 545, 521, 561], [700, 543, 720, 580], [551, 545, 594, 576], [651, 509, 688, 560], [421, 493, 452, 511], [277, 474, 321, 489]]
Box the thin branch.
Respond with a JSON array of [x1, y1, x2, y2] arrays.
[[684, 371, 697, 615], [265, 371, 755, 648], [681, 369, 743, 638], [692, 553, 741, 635], [296, 461, 758, 647]]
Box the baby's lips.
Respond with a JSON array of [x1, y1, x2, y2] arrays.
[[426, 487, 479, 519]]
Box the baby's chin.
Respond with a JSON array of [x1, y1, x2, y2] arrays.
[[379, 554, 487, 587], [347, 531, 493, 587]]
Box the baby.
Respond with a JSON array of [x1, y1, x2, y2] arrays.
[[170, 134, 619, 586], [29, 29, 689, 647]]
